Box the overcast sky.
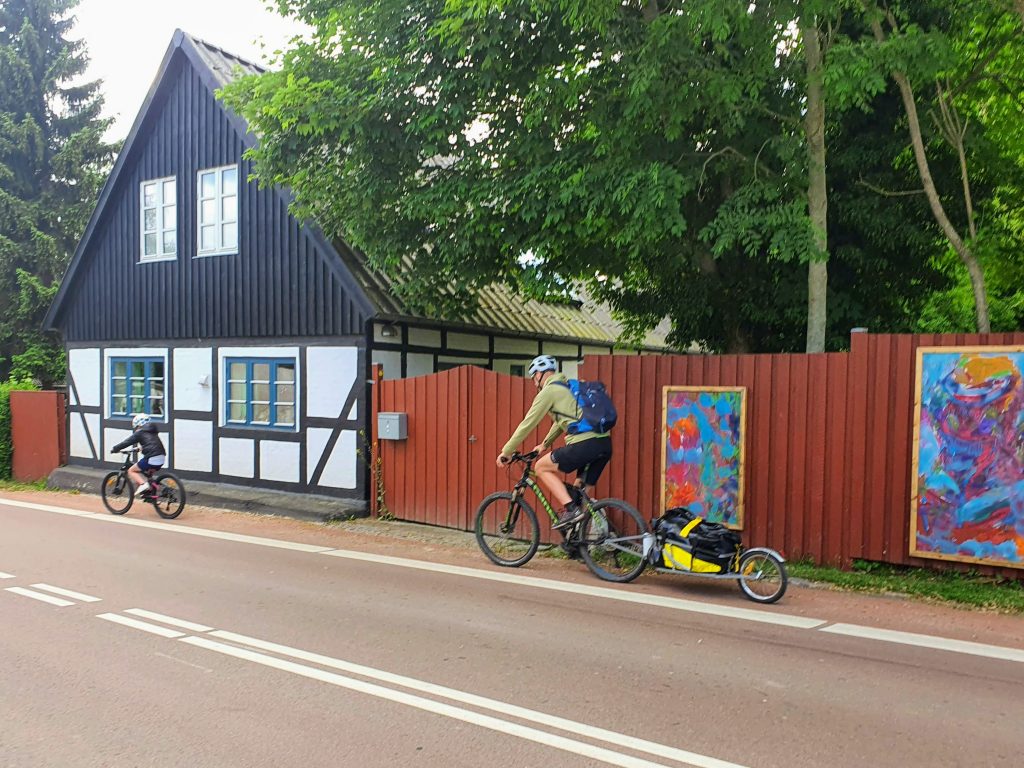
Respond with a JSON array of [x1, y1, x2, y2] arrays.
[[72, 0, 307, 140]]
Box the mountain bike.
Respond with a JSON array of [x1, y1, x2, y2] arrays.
[[101, 449, 187, 519], [474, 452, 650, 583]]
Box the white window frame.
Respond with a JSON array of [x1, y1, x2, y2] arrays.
[[196, 164, 239, 257], [139, 176, 177, 262]]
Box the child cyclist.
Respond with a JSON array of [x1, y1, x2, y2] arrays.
[[110, 414, 166, 497]]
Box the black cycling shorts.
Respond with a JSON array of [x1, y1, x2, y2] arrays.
[[551, 438, 613, 487]]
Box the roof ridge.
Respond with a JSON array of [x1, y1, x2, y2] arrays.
[[178, 28, 268, 74]]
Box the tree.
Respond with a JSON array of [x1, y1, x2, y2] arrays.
[[0, 0, 115, 383]]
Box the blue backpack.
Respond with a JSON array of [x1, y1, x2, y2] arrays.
[[555, 379, 618, 435]]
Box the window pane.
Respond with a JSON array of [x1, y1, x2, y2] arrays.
[[112, 396, 127, 414], [143, 183, 156, 206], [152, 362, 164, 378], [201, 198, 216, 223], [252, 363, 270, 382], [113, 361, 127, 377], [162, 231, 176, 254], [150, 398, 164, 417], [144, 233, 157, 256], [163, 179, 175, 200], [275, 405, 295, 426], [229, 382, 247, 401], [150, 379, 164, 399], [130, 396, 145, 413], [144, 208, 157, 231], [200, 225, 217, 251], [221, 223, 237, 250], [276, 383, 295, 404], [131, 380, 145, 397], [228, 362, 246, 380], [276, 363, 296, 382], [112, 378, 127, 395], [130, 361, 145, 378], [228, 402, 247, 422], [163, 205, 176, 229], [252, 403, 271, 423], [221, 166, 237, 191], [221, 195, 237, 221], [200, 172, 216, 198], [252, 383, 270, 402]]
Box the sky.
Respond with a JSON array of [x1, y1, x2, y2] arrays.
[[72, 0, 308, 140]]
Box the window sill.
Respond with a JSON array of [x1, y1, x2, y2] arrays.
[[223, 422, 298, 433], [138, 255, 177, 264], [195, 250, 239, 259]]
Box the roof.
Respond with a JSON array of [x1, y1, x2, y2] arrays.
[[45, 31, 671, 350]]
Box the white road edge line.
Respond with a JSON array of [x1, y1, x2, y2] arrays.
[[183, 635, 747, 768], [31, 583, 102, 603], [821, 623, 1024, 664], [125, 608, 213, 632], [210, 629, 746, 768], [88, 514, 335, 553], [0, 498, 95, 516], [320, 548, 826, 629], [5, 586, 75, 607], [96, 613, 186, 638], [0, 571, 15, 579]]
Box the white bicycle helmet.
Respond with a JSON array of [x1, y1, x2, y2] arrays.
[[131, 413, 152, 430], [527, 355, 558, 376]]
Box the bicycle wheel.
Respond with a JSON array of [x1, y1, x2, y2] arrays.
[[101, 471, 134, 515], [737, 550, 788, 604], [152, 472, 186, 519], [579, 498, 649, 583], [474, 492, 540, 567]]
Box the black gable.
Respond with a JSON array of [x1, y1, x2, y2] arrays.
[[46, 32, 374, 342]]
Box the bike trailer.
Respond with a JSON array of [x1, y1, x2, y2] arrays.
[[653, 507, 742, 573]]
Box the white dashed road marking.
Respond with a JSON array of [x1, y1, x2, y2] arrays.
[[6, 586, 75, 607], [96, 612, 186, 638], [31, 583, 102, 603]]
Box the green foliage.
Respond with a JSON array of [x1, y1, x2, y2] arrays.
[[0, 378, 39, 480], [0, 0, 115, 381]]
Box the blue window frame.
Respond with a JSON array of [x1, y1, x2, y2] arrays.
[[110, 358, 165, 419], [225, 358, 297, 429]]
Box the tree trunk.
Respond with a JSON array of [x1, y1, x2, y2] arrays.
[[803, 20, 828, 353], [1016, 0, 1024, 29], [869, 16, 991, 333]]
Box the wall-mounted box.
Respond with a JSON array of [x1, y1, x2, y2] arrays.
[[378, 412, 408, 440]]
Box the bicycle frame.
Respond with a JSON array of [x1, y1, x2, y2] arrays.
[[508, 457, 592, 525]]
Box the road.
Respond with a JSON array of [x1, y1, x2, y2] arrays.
[[1, 493, 1022, 768]]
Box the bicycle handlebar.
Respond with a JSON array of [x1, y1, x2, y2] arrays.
[[505, 451, 539, 464]]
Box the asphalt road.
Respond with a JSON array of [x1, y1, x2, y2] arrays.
[[1, 495, 1022, 768]]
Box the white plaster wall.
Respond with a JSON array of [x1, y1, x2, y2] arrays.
[[173, 348, 213, 412], [408, 327, 442, 347], [69, 413, 99, 459], [372, 350, 401, 381], [260, 441, 301, 483], [582, 345, 613, 357], [216, 346, 300, 429], [68, 348, 100, 407], [173, 419, 213, 472], [541, 341, 580, 357], [306, 346, 358, 419], [437, 357, 485, 370], [102, 347, 169, 419], [219, 437, 254, 478], [406, 353, 434, 378], [306, 427, 331, 484], [561, 360, 580, 378], [319, 430, 358, 489], [493, 336, 542, 355], [446, 331, 490, 353]]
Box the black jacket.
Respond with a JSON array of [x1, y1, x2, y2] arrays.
[[112, 423, 166, 458]]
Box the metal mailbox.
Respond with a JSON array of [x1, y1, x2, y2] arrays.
[[377, 412, 408, 440]]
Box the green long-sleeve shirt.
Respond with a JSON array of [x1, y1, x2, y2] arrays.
[[502, 373, 607, 456]]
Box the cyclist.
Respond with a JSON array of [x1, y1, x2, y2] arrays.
[[110, 413, 167, 497], [496, 355, 612, 530]]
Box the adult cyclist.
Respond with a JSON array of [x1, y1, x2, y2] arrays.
[[496, 355, 612, 529]]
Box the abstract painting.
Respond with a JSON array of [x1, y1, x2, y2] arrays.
[[911, 347, 1024, 569], [661, 387, 746, 529]]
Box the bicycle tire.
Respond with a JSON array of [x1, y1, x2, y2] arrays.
[[152, 472, 186, 519], [579, 498, 648, 583], [737, 549, 788, 604], [474, 492, 540, 567], [101, 471, 133, 515]]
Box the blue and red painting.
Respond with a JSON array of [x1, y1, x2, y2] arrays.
[[912, 349, 1024, 568], [662, 387, 746, 528]]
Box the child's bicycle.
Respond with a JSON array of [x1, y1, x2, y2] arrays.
[[101, 449, 187, 520], [474, 451, 650, 583]]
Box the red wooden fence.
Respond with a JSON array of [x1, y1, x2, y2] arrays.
[[10, 391, 67, 482], [373, 332, 1024, 574]]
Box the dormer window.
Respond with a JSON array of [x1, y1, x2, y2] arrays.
[[197, 165, 238, 256], [140, 177, 176, 261]]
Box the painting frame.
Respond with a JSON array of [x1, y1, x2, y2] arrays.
[[910, 345, 1024, 569], [660, 385, 748, 530]]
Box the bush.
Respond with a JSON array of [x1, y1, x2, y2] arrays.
[[0, 379, 40, 480]]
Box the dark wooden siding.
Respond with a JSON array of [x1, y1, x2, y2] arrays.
[[57, 56, 368, 342]]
